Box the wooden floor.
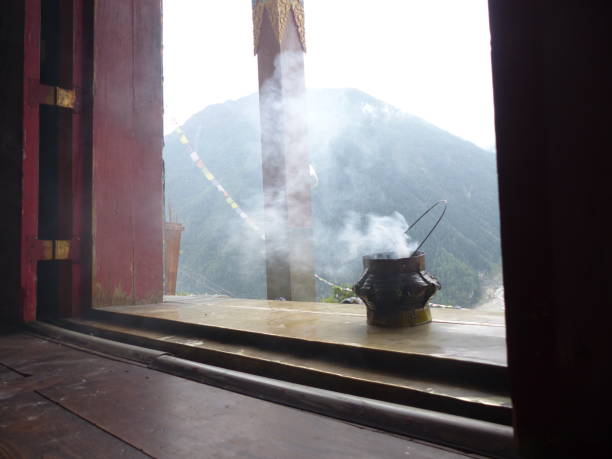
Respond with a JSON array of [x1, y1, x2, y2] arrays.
[[0, 330, 473, 458]]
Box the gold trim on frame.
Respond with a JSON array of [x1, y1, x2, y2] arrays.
[[253, 0, 306, 55]]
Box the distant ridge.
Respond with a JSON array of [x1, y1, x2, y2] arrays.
[[163, 88, 501, 306]]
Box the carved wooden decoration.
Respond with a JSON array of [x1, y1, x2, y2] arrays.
[[253, 0, 306, 54]]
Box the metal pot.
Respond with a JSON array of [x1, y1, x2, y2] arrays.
[[354, 251, 440, 327], [353, 201, 447, 327]]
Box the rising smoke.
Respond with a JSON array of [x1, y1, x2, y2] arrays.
[[220, 50, 426, 296], [338, 211, 418, 261]]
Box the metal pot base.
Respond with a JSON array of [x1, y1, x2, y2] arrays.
[[366, 304, 432, 327]]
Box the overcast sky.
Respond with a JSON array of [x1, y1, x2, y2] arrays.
[[163, 0, 496, 150]]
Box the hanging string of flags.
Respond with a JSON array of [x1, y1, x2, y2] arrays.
[[173, 123, 266, 240], [313, 274, 353, 293], [171, 121, 355, 295], [171, 121, 459, 307]]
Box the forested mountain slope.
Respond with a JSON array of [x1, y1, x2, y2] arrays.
[[163, 89, 501, 306]]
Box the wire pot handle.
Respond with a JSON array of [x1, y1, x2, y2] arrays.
[[406, 200, 448, 254]]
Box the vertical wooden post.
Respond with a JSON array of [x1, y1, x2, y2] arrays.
[[0, 0, 26, 324], [164, 221, 184, 296], [21, 0, 42, 322], [490, 1, 612, 456], [253, 0, 315, 301], [69, 0, 93, 317], [91, 0, 164, 307]]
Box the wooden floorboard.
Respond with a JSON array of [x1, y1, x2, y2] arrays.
[[0, 364, 23, 382], [0, 331, 471, 459], [0, 391, 148, 458]]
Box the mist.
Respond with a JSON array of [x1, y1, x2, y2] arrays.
[[164, 3, 502, 306]]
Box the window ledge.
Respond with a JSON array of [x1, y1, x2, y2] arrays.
[[57, 296, 511, 425], [99, 295, 507, 366]]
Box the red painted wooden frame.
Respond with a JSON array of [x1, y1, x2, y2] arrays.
[[91, 0, 164, 307], [21, 0, 42, 322]]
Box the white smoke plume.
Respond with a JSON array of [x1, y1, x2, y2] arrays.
[[338, 211, 418, 261], [172, 50, 424, 298]]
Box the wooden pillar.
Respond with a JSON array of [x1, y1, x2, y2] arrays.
[[164, 221, 184, 296], [0, 0, 26, 325], [253, 0, 315, 301], [20, 0, 42, 322], [489, 1, 612, 456], [91, 0, 164, 307]]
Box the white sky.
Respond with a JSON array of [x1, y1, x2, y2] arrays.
[[163, 0, 496, 150]]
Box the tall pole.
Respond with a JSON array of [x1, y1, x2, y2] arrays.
[[164, 221, 184, 296], [253, 0, 315, 301]]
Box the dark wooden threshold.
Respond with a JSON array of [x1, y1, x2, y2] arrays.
[[26, 322, 517, 458]]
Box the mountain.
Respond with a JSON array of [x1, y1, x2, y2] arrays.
[[163, 88, 502, 307]]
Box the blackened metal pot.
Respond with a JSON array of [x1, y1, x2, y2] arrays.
[[354, 251, 441, 327]]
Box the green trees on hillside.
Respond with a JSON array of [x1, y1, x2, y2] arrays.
[[322, 284, 355, 303], [163, 89, 502, 307], [430, 248, 481, 307]]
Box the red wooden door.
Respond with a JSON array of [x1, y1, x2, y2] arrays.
[[90, 0, 164, 307], [20, 0, 164, 320], [21, 0, 91, 321]]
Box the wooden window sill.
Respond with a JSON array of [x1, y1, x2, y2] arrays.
[[57, 296, 511, 425]]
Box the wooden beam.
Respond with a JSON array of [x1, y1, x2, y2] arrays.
[[490, 1, 612, 456], [0, 0, 26, 324], [91, 0, 164, 307], [254, 0, 315, 301]]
